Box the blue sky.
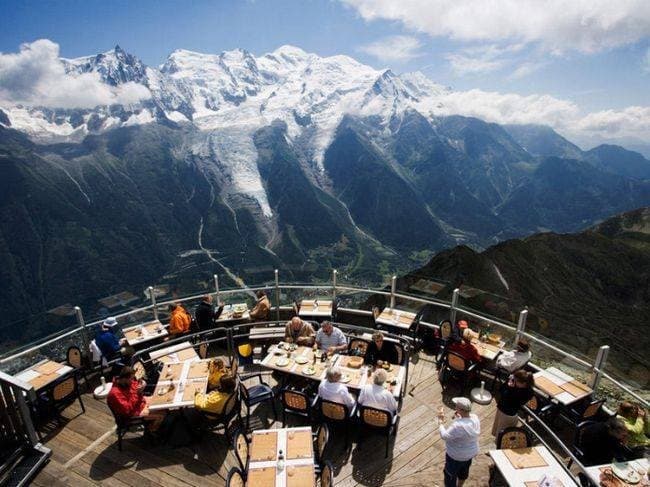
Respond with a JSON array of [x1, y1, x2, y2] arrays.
[[1, 0, 649, 149]]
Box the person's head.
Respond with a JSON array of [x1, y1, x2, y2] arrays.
[[606, 417, 629, 442], [617, 401, 638, 420], [325, 366, 342, 383], [116, 366, 135, 387], [462, 328, 473, 343], [211, 358, 225, 370], [457, 320, 469, 331], [202, 295, 213, 304], [372, 331, 384, 349], [256, 290, 266, 299], [452, 397, 472, 417], [373, 368, 388, 386], [219, 374, 236, 393], [516, 339, 530, 353], [513, 369, 534, 389], [102, 317, 118, 333], [321, 321, 333, 336], [290, 317, 303, 330]]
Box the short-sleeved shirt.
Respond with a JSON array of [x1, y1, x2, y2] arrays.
[[316, 327, 347, 351], [358, 384, 398, 414]]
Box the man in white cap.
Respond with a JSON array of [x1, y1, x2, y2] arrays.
[[95, 316, 126, 361], [438, 397, 481, 487]]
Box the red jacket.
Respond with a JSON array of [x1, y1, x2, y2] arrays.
[[107, 379, 147, 418], [448, 341, 482, 364]]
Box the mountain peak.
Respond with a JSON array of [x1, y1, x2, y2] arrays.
[[272, 45, 309, 58]]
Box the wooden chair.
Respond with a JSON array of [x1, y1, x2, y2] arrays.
[[238, 372, 276, 432], [199, 389, 241, 441], [45, 376, 85, 422], [496, 426, 532, 449], [280, 388, 315, 426], [132, 359, 147, 381], [439, 350, 478, 391], [522, 393, 557, 423], [231, 428, 250, 475], [66, 346, 89, 390], [348, 338, 370, 358], [107, 399, 148, 451], [320, 461, 334, 487], [358, 405, 399, 458], [436, 320, 453, 367], [318, 399, 356, 447], [226, 467, 245, 487], [567, 398, 605, 426], [313, 423, 330, 472]]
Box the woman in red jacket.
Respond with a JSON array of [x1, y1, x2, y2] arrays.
[[107, 366, 166, 431]]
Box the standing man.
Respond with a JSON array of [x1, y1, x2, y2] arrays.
[[316, 321, 348, 354], [438, 397, 481, 487]]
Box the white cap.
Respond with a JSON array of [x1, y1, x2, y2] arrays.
[[103, 317, 118, 329], [452, 397, 472, 412]]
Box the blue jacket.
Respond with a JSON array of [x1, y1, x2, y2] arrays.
[[95, 329, 121, 360]]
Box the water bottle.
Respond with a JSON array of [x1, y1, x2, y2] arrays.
[[277, 449, 285, 471], [100, 376, 106, 391]]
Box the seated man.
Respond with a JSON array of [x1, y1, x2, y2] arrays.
[[448, 328, 482, 365], [168, 303, 192, 337], [95, 317, 126, 361], [496, 339, 531, 373], [107, 366, 166, 431], [194, 295, 224, 331], [364, 331, 399, 366], [581, 417, 628, 466], [316, 321, 348, 354], [358, 368, 398, 414], [194, 374, 237, 415], [284, 317, 315, 346], [249, 290, 271, 321], [318, 366, 355, 410]]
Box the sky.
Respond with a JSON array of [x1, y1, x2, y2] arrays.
[[1, 0, 649, 150]]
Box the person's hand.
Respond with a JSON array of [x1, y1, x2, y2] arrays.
[[119, 338, 127, 345], [137, 380, 146, 393], [638, 407, 646, 418], [327, 346, 337, 354], [377, 360, 383, 367], [286, 337, 293, 344]]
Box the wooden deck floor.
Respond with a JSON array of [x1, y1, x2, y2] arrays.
[[32, 352, 499, 486]]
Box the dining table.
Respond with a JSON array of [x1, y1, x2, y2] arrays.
[[14, 359, 74, 392], [584, 458, 649, 487], [122, 319, 168, 346], [489, 445, 578, 486], [248, 426, 316, 487], [533, 367, 593, 406]]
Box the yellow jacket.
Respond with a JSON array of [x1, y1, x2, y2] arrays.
[[194, 391, 233, 415]]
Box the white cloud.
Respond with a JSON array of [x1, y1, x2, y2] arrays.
[[0, 39, 150, 109], [358, 35, 423, 62], [444, 44, 524, 75], [342, 0, 650, 54], [643, 47, 650, 73], [574, 106, 650, 139], [508, 62, 545, 79]]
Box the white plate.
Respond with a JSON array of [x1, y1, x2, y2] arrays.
[[612, 464, 641, 484], [340, 374, 351, 383], [295, 356, 309, 364], [302, 367, 316, 376], [275, 358, 290, 367]]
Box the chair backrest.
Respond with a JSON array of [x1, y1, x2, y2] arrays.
[[222, 389, 239, 417], [359, 405, 392, 429], [316, 423, 329, 459], [232, 429, 249, 472], [238, 381, 249, 401], [440, 320, 453, 340], [582, 399, 605, 420], [574, 420, 597, 450], [394, 342, 406, 366], [67, 346, 83, 369], [447, 351, 468, 372], [348, 338, 370, 357], [321, 400, 349, 421], [525, 395, 538, 411], [281, 389, 309, 413], [231, 357, 239, 377], [52, 377, 77, 402], [496, 426, 532, 449], [321, 461, 334, 487], [198, 342, 208, 359], [132, 360, 146, 381], [226, 467, 245, 487]]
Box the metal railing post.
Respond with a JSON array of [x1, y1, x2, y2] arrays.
[[449, 288, 460, 324], [226, 327, 234, 361], [148, 286, 159, 321], [332, 269, 338, 301], [590, 345, 610, 390], [213, 274, 220, 303], [390, 275, 397, 309], [516, 309, 528, 342], [74, 306, 89, 355], [274, 269, 280, 321]]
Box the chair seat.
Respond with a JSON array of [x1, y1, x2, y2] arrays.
[[245, 384, 274, 404]]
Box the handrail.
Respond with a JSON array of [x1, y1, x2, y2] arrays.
[[0, 280, 646, 407]]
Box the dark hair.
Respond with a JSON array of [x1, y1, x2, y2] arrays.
[[513, 369, 534, 388], [617, 401, 637, 419], [516, 339, 530, 352], [219, 374, 236, 393], [256, 290, 266, 298], [118, 366, 134, 380], [606, 417, 627, 435]]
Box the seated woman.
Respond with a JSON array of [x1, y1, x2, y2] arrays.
[[107, 366, 167, 431], [448, 328, 481, 364], [364, 331, 399, 366], [207, 358, 227, 391], [358, 368, 398, 414], [194, 374, 237, 415], [318, 367, 356, 409], [617, 401, 649, 456]]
